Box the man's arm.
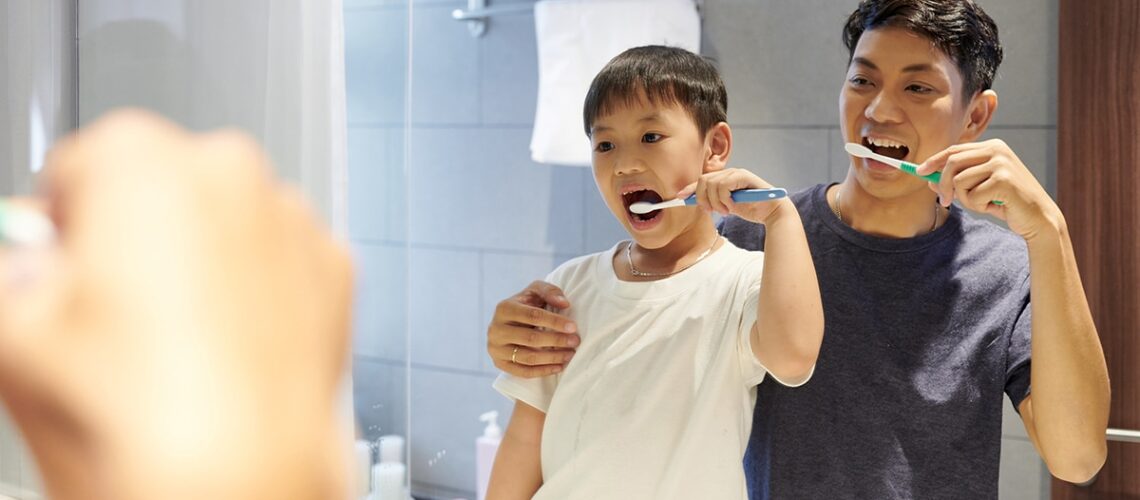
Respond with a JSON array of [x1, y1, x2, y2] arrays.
[[486, 401, 545, 499], [920, 139, 1110, 483], [487, 281, 580, 378]]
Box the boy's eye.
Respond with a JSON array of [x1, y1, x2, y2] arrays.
[[594, 141, 614, 152], [642, 133, 662, 143]]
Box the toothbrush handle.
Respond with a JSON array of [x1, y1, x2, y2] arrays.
[[683, 188, 789, 206], [898, 164, 1005, 205], [899, 162, 942, 183]]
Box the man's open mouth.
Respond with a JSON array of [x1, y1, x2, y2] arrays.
[[622, 188, 664, 221], [863, 136, 910, 162]]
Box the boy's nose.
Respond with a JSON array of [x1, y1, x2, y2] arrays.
[[614, 156, 647, 176]]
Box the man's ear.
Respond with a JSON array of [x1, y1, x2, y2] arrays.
[[960, 89, 998, 142], [703, 122, 732, 173]]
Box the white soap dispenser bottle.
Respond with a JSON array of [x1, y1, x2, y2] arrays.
[[475, 411, 502, 500]]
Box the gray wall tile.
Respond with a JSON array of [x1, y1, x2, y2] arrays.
[[1002, 397, 1029, 440], [345, 7, 407, 125], [409, 368, 514, 496], [409, 247, 484, 371], [730, 128, 833, 192], [704, 0, 851, 127], [352, 243, 409, 361], [999, 438, 1049, 500], [348, 127, 407, 242], [407, 127, 585, 254], [981, 0, 1058, 127]]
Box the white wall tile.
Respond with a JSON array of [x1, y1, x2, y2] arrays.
[[352, 243, 409, 362], [479, 2, 538, 125], [409, 247, 484, 371], [345, 7, 407, 125], [348, 127, 408, 242], [353, 358, 408, 442], [407, 128, 585, 254], [410, 3, 480, 125], [408, 368, 514, 496]]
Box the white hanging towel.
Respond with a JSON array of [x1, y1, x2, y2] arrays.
[[530, 0, 701, 166]]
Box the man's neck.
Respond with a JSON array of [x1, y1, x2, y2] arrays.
[[831, 182, 945, 239]]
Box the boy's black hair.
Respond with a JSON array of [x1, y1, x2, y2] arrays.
[[843, 0, 1003, 99], [583, 45, 727, 137]]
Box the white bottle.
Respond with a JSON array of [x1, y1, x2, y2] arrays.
[[475, 411, 502, 500], [373, 435, 407, 500]]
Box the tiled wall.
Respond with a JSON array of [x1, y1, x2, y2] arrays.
[[344, 0, 1056, 498]]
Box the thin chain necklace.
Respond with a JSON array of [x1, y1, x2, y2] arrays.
[[626, 236, 720, 278], [832, 187, 940, 234]]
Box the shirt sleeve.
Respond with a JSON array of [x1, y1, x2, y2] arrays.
[[493, 372, 560, 413], [1005, 278, 1033, 413]]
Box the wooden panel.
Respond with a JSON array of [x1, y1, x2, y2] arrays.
[[1055, 0, 1140, 498]]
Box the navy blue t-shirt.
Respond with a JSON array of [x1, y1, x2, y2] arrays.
[[721, 183, 1033, 500]]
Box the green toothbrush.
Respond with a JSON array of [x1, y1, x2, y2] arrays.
[[0, 200, 56, 246], [844, 143, 1003, 205]]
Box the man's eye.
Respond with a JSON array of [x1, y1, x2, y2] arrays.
[[907, 84, 934, 95], [849, 76, 871, 87], [643, 133, 662, 143], [595, 141, 614, 152]]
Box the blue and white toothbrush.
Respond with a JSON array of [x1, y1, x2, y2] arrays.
[[0, 200, 55, 246], [629, 188, 788, 215]]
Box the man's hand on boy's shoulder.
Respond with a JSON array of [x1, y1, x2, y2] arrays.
[[916, 139, 1065, 242], [487, 281, 580, 378], [679, 168, 793, 225]]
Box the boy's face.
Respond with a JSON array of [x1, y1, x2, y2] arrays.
[[840, 26, 977, 200], [590, 93, 714, 249]]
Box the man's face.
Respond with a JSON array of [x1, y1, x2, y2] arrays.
[[840, 26, 974, 200]]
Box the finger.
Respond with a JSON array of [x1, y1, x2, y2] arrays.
[[675, 181, 698, 200], [494, 299, 576, 336], [915, 142, 969, 175], [936, 149, 990, 207], [489, 343, 575, 367], [489, 322, 581, 350], [694, 176, 713, 213], [715, 178, 735, 215], [961, 175, 1006, 214], [517, 280, 571, 311]]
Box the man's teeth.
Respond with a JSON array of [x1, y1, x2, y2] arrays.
[[867, 137, 907, 149]]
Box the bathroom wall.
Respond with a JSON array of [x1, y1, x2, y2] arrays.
[[344, 0, 1057, 498]]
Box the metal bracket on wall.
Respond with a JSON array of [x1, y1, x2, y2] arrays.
[[452, 0, 533, 38]]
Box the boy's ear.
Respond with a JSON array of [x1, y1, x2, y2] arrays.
[[959, 90, 998, 142], [703, 122, 732, 173]]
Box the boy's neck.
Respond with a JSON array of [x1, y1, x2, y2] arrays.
[[613, 217, 722, 282], [830, 181, 946, 239]]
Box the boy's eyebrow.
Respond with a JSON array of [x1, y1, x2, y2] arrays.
[[590, 113, 664, 134], [852, 57, 937, 74]]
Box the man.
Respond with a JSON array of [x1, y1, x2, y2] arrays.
[[485, 1, 1109, 498]]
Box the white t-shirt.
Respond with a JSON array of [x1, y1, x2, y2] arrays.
[[494, 239, 810, 499]]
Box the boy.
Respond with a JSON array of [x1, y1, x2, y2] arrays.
[[486, 46, 824, 499], [487, 1, 1109, 498]]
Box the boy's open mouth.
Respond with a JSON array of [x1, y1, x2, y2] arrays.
[[623, 188, 664, 222], [863, 136, 910, 162]]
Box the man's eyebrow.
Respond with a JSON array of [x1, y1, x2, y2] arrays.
[[852, 57, 937, 74]]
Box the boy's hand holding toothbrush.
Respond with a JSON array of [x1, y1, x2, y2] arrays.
[[677, 168, 794, 225], [915, 139, 1063, 242]]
